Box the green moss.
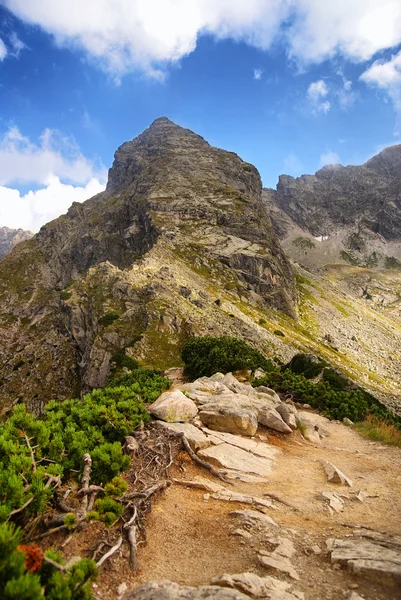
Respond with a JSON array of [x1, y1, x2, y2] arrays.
[[98, 312, 120, 326]]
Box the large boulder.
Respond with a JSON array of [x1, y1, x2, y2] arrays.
[[199, 406, 258, 437], [152, 421, 211, 450], [198, 443, 274, 477], [258, 407, 292, 433], [148, 390, 198, 422], [275, 404, 298, 430], [122, 580, 251, 599]]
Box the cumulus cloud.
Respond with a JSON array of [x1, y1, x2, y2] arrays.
[[360, 50, 401, 112], [0, 38, 7, 61], [3, 0, 401, 78], [253, 68, 263, 80], [320, 151, 340, 167], [307, 80, 328, 100], [0, 126, 106, 232], [307, 80, 331, 113], [0, 125, 105, 186], [0, 177, 105, 232]]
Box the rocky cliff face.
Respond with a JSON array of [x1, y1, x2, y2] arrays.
[[268, 145, 401, 240], [0, 118, 296, 414], [0, 226, 33, 258]]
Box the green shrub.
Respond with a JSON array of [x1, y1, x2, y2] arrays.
[[253, 363, 401, 427], [12, 360, 24, 371], [181, 336, 273, 379], [109, 349, 138, 376], [98, 312, 120, 326], [106, 369, 170, 402], [274, 330, 285, 337], [385, 256, 401, 270], [0, 522, 97, 599], [283, 353, 327, 379], [60, 291, 72, 301]]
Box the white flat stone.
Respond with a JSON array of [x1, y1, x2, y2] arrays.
[[198, 443, 274, 477], [200, 428, 279, 460], [153, 421, 211, 450]]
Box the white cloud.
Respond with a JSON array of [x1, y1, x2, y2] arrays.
[[307, 80, 328, 100], [320, 151, 340, 167], [307, 80, 331, 113], [9, 32, 26, 58], [4, 0, 401, 78], [0, 177, 105, 233], [253, 68, 263, 80], [0, 126, 106, 232], [0, 38, 7, 61], [0, 125, 106, 186], [360, 50, 401, 112], [338, 79, 355, 109]]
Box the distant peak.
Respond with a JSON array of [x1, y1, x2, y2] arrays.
[[149, 116, 175, 127]]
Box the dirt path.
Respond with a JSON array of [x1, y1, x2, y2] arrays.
[[130, 410, 401, 600]]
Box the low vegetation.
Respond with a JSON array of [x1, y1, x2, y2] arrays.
[[0, 368, 169, 598], [355, 416, 401, 447], [253, 352, 401, 427], [181, 336, 275, 379]]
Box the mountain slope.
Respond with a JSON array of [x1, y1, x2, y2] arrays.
[[0, 226, 33, 258], [0, 118, 296, 414]]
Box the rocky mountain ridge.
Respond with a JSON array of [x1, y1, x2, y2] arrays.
[[0, 118, 296, 413], [0, 226, 33, 258]]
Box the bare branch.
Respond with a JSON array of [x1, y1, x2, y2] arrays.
[[96, 536, 123, 567]]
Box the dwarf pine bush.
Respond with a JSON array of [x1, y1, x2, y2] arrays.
[[182, 336, 274, 379]]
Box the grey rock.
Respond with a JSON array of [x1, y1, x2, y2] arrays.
[[149, 390, 198, 422], [210, 489, 275, 509], [198, 443, 275, 477], [230, 509, 278, 529], [324, 462, 353, 487], [275, 404, 298, 429], [319, 491, 345, 513], [0, 226, 33, 258], [258, 407, 292, 433], [258, 554, 300, 581], [122, 581, 251, 599], [199, 428, 279, 459], [330, 536, 401, 582], [212, 572, 303, 600], [199, 407, 258, 437], [153, 421, 211, 450], [343, 417, 354, 426]]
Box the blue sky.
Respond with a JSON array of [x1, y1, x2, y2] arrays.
[[0, 0, 401, 231]]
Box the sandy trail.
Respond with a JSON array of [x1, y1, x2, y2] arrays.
[[133, 411, 401, 600]]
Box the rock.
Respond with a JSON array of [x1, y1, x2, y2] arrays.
[[258, 554, 300, 581], [199, 428, 279, 460], [212, 572, 303, 600], [210, 489, 276, 509], [199, 407, 258, 437], [330, 536, 401, 582], [0, 226, 33, 258], [254, 386, 282, 403], [348, 593, 364, 600], [117, 583, 128, 597], [231, 529, 253, 539], [254, 369, 266, 379], [275, 404, 298, 429], [124, 436, 140, 453], [148, 390, 198, 422], [122, 581, 251, 599], [343, 417, 354, 426], [210, 372, 226, 382], [198, 443, 275, 477], [319, 491, 345, 513], [324, 462, 353, 487], [230, 509, 278, 529], [153, 421, 211, 450], [301, 426, 321, 444], [311, 545, 322, 555], [219, 471, 269, 484], [258, 407, 292, 433], [272, 538, 297, 559]]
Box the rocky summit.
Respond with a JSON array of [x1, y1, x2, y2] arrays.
[[0, 226, 33, 259], [0, 118, 296, 414]]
